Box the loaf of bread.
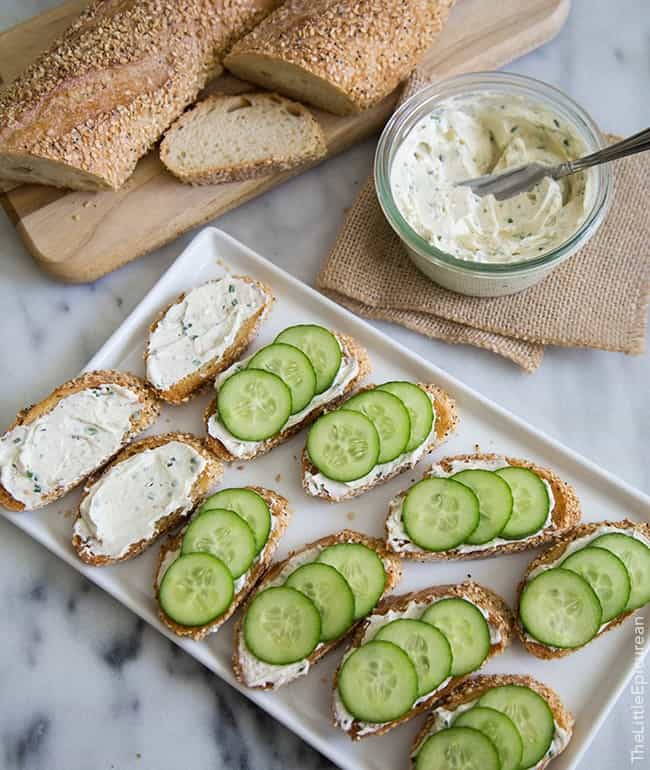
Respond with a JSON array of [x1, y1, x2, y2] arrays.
[[224, 0, 456, 115], [0, 0, 282, 191]]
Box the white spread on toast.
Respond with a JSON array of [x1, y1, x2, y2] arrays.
[[74, 441, 206, 559], [146, 277, 269, 392], [386, 456, 555, 554], [0, 384, 141, 508], [207, 337, 359, 459], [304, 392, 437, 500], [417, 699, 571, 768], [333, 594, 502, 735]]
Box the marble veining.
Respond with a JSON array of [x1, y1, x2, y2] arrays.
[[0, 1, 648, 769]]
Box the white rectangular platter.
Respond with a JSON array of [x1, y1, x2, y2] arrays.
[[2, 227, 648, 770]]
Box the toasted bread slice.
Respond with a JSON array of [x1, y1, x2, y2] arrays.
[[516, 518, 650, 659], [232, 529, 402, 690], [385, 453, 581, 560], [155, 486, 291, 640], [412, 674, 574, 769], [0, 370, 160, 512], [144, 276, 274, 404], [160, 92, 327, 185], [71, 432, 223, 566], [332, 581, 514, 739], [204, 332, 371, 462], [302, 383, 458, 503]]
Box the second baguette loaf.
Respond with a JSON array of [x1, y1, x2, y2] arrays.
[[224, 0, 456, 115]]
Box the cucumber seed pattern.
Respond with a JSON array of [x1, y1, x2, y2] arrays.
[[323, 422, 371, 471]]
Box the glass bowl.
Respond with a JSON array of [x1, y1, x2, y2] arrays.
[[374, 72, 612, 297]]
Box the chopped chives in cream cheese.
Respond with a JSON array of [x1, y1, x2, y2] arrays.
[[0, 384, 141, 507]]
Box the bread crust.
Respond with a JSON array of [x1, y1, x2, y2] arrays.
[[385, 453, 582, 560], [204, 332, 371, 461], [160, 93, 327, 185], [155, 486, 291, 640], [332, 581, 514, 739], [144, 276, 274, 404], [0, 370, 160, 512], [302, 383, 458, 502], [71, 432, 223, 565], [232, 529, 402, 689], [411, 674, 574, 769], [516, 518, 650, 659]]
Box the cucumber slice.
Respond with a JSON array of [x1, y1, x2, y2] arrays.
[[378, 381, 434, 452], [451, 469, 513, 545], [402, 477, 480, 552], [421, 598, 491, 676], [479, 685, 555, 769], [198, 488, 271, 553], [307, 410, 380, 482], [519, 567, 602, 648], [374, 619, 452, 697], [317, 542, 386, 619], [344, 390, 410, 463], [217, 369, 291, 441], [275, 324, 342, 394], [285, 562, 355, 641], [591, 532, 650, 610], [338, 640, 418, 723], [455, 706, 523, 770], [496, 466, 550, 540], [159, 553, 234, 627], [415, 727, 500, 770], [243, 586, 321, 665], [181, 509, 256, 579], [248, 342, 317, 414], [562, 546, 631, 622]]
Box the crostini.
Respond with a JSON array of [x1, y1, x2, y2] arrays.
[[72, 432, 223, 565], [205, 324, 371, 462], [155, 486, 291, 640], [232, 530, 401, 690], [517, 518, 650, 657], [384, 453, 580, 559], [411, 674, 573, 770], [145, 275, 274, 404], [332, 582, 513, 739], [302, 381, 458, 503], [0, 370, 160, 512]]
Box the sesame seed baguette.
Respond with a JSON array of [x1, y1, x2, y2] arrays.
[[160, 92, 327, 185], [0, 370, 160, 512], [144, 276, 275, 404], [302, 383, 458, 503], [385, 453, 581, 561], [0, 0, 282, 191], [72, 432, 223, 566], [232, 529, 402, 690], [155, 486, 291, 640], [516, 518, 650, 659], [411, 674, 574, 769], [224, 0, 456, 116], [204, 332, 371, 462], [332, 581, 514, 740]]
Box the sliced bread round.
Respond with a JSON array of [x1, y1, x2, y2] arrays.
[[160, 92, 327, 185]]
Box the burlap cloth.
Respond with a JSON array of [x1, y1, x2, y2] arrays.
[[317, 76, 650, 371]]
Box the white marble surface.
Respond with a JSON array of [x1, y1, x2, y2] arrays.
[[0, 1, 648, 768]]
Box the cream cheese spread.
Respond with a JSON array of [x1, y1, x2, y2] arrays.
[[207, 337, 359, 459], [385, 456, 555, 554], [74, 441, 205, 559], [303, 392, 437, 500], [333, 594, 502, 735], [391, 94, 594, 263], [146, 277, 268, 392], [0, 384, 141, 508]]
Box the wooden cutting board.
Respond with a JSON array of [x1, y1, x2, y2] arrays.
[[0, 0, 569, 283]]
